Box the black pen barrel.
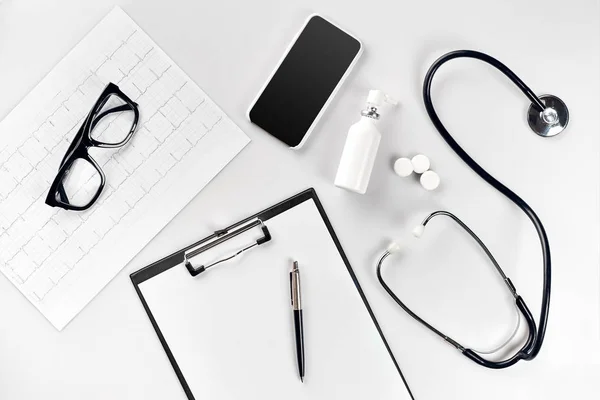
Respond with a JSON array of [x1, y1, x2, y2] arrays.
[[293, 309, 305, 381]]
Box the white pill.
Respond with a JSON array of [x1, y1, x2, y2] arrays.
[[393, 158, 414, 177], [420, 170, 440, 191], [411, 154, 431, 174]]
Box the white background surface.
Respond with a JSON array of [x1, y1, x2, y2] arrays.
[[1, 0, 598, 399]]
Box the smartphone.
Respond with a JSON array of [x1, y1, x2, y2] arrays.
[[248, 15, 362, 148]]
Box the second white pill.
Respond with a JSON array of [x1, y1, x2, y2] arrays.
[[411, 154, 431, 174]]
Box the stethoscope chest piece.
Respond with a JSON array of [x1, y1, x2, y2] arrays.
[[527, 94, 569, 137]]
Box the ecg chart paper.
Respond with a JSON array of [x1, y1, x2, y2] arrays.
[[0, 7, 250, 330]]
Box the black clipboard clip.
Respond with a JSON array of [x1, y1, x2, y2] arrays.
[[184, 219, 272, 277]]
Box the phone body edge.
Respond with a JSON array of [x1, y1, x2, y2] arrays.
[[246, 13, 363, 149]]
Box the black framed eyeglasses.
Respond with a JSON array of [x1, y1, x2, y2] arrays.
[[45, 83, 139, 211]]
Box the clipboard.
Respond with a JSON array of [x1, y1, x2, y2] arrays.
[[130, 188, 413, 400]]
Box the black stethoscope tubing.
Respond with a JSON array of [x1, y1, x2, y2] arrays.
[[379, 50, 551, 371]]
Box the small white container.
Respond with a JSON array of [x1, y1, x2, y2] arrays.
[[335, 90, 396, 194]]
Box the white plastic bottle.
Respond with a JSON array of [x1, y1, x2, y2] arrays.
[[334, 90, 396, 194]]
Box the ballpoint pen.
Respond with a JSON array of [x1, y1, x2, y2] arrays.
[[290, 261, 305, 382]]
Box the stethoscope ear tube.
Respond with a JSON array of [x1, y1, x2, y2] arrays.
[[377, 211, 542, 368]]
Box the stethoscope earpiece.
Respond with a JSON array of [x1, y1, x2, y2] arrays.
[[386, 241, 403, 254], [385, 223, 426, 254], [412, 224, 425, 238]]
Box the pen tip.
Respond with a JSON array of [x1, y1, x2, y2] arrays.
[[301, 376, 304, 383]]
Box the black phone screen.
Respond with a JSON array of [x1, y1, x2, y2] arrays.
[[249, 16, 361, 147]]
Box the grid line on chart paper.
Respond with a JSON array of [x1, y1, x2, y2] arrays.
[[0, 7, 250, 329]]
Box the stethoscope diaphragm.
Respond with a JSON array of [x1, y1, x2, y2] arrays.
[[527, 94, 569, 137]]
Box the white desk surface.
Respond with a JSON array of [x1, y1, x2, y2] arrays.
[[1, 0, 598, 399]]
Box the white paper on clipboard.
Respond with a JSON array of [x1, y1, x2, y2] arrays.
[[136, 198, 412, 400]]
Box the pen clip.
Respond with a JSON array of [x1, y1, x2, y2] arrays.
[[290, 271, 294, 306]]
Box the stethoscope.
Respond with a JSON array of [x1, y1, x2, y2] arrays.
[[377, 50, 568, 370]]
